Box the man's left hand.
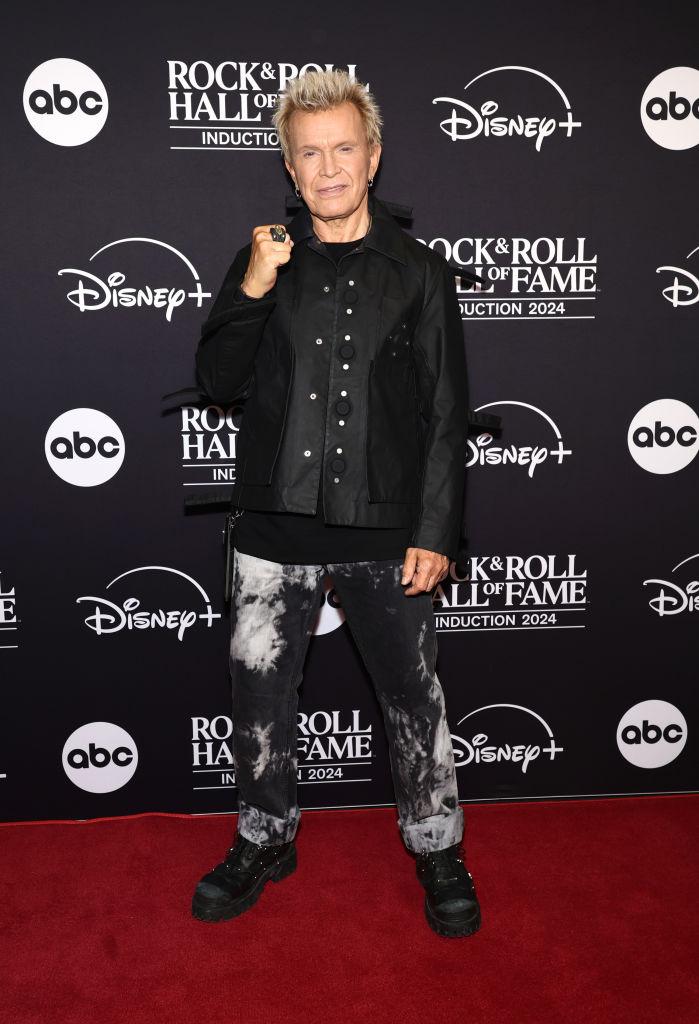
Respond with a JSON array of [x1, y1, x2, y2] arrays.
[[400, 546, 449, 596]]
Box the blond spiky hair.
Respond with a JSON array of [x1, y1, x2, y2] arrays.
[[272, 68, 383, 162]]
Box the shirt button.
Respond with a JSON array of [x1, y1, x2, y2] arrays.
[[349, 280, 355, 286], [344, 335, 351, 341], [333, 477, 340, 483], [336, 447, 343, 453], [346, 308, 352, 314], [340, 390, 347, 396], [315, 338, 323, 345], [323, 285, 330, 292], [304, 450, 311, 456], [310, 393, 316, 399], [342, 363, 349, 370], [338, 419, 345, 426]]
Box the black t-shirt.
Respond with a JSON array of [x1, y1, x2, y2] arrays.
[[233, 236, 413, 565]]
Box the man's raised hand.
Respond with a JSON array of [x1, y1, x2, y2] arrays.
[[240, 225, 294, 299]]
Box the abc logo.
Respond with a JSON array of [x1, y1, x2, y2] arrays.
[[62, 722, 138, 793], [23, 58, 108, 146], [313, 575, 348, 636], [641, 67, 699, 150], [617, 700, 687, 769], [628, 399, 699, 474], [45, 408, 125, 487]]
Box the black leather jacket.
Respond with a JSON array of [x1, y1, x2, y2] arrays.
[[194, 193, 469, 561]]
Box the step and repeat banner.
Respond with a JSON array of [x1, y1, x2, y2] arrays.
[[2, 2, 697, 822]]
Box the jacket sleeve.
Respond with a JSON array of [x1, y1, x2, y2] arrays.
[[194, 244, 277, 405], [409, 260, 469, 560]]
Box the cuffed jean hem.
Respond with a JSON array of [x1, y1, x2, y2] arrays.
[[399, 803, 464, 855], [237, 799, 301, 846]]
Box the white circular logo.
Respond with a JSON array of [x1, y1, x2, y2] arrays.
[[62, 722, 138, 792], [627, 399, 699, 474], [641, 67, 699, 150], [313, 576, 346, 636], [617, 700, 687, 768], [23, 58, 108, 146], [45, 408, 125, 486]]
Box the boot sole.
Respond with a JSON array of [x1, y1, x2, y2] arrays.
[[424, 895, 482, 938], [192, 844, 297, 923]]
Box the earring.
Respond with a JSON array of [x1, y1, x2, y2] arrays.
[[368, 177, 374, 187], [294, 185, 300, 197]]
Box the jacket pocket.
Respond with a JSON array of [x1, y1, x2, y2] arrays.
[[239, 340, 294, 485], [377, 293, 417, 345], [412, 344, 436, 421], [365, 357, 422, 503]]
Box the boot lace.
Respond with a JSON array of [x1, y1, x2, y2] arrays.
[[420, 843, 470, 885]]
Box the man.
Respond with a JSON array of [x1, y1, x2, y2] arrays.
[[191, 69, 481, 939]]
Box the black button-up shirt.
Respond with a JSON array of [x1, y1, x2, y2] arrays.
[[195, 192, 470, 561], [233, 237, 412, 564]]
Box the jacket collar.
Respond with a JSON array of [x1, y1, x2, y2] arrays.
[[286, 192, 408, 265]]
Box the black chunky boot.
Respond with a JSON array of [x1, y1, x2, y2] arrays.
[[192, 832, 297, 923], [416, 842, 481, 938]]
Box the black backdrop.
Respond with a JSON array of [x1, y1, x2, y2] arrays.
[[2, 0, 697, 822]]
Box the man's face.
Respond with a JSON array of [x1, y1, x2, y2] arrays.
[[284, 101, 381, 222]]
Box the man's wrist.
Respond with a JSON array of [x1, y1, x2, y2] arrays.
[[238, 277, 267, 300]]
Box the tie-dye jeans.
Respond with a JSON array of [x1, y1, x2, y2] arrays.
[[228, 547, 464, 855]]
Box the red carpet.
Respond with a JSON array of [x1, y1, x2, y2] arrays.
[[1, 795, 697, 1024]]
